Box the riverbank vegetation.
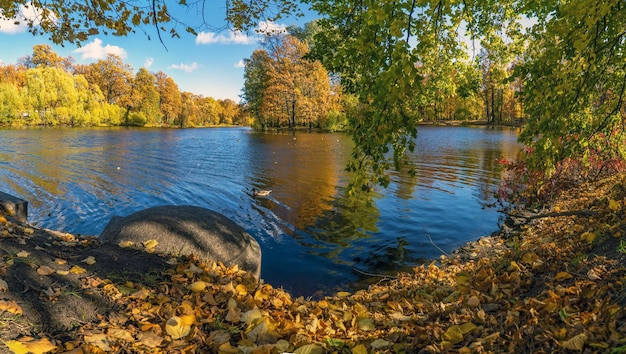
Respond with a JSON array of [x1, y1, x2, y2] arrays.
[[1, 171, 625, 353], [0, 45, 245, 128]]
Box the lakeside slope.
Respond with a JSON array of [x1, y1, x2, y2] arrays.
[[1, 172, 625, 353]]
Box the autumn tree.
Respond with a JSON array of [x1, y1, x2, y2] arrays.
[[4, 0, 624, 184], [241, 50, 271, 127], [0, 82, 21, 125], [155, 72, 182, 125], [195, 96, 220, 126], [129, 68, 160, 126], [243, 33, 332, 129], [76, 54, 133, 107], [218, 99, 239, 125]]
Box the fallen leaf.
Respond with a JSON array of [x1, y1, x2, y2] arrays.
[[107, 328, 134, 342], [37, 266, 55, 276], [561, 333, 587, 351], [370, 339, 392, 349], [189, 281, 207, 292], [142, 239, 159, 249], [83, 333, 111, 351], [358, 318, 375, 331], [580, 232, 596, 243], [609, 199, 620, 211], [294, 344, 324, 354], [4, 340, 28, 354], [118, 241, 134, 248], [23, 337, 56, 354], [165, 316, 191, 339], [351, 344, 368, 354], [443, 325, 464, 345], [16, 250, 29, 258], [55, 270, 69, 276], [0, 300, 23, 314], [69, 265, 86, 275], [0, 278, 8, 292], [137, 331, 163, 348], [554, 272, 574, 281], [81, 256, 96, 265]]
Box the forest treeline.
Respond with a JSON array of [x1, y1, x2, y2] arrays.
[[0, 44, 244, 128], [241, 21, 524, 131], [0, 22, 526, 130]]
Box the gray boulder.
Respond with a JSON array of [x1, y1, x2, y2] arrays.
[[100, 205, 261, 280]]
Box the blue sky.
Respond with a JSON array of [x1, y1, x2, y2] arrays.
[[0, 3, 315, 101]]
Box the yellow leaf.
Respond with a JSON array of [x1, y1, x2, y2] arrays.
[[580, 232, 596, 243], [23, 228, 34, 235], [37, 266, 55, 276], [609, 199, 620, 211], [83, 333, 111, 351], [561, 333, 587, 351], [142, 239, 159, 249], [218, 342, 240, 353], [137, 331, 163, 348], [23, 338, 56, 354], [0, 300, 23, 314], [107, 328, 134, 342], [118, 241, 134, 248], [443, 325, 464, 345], [554, 272, 574, 281], [55, 270, 69, 276], [16, 250, 29, 258], [241, 308, 262, 325], [4, 340, 29, 354], [165, 316, 191, 339], [179, 314, 196, 326], [189, 281, 207, 293], [0, 216, 7, 224], [235, 283, 248, 296], [69, 265, 86, 275], [460, 322, 477, 334], [294, 344, 324, 354], [81, 256, 96, 265], [351, 344, 368, 354]]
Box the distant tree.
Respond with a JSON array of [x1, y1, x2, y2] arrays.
[[0, 82, 21, 125], [241, 50, 271, 127], [155, 72, 182, 125], [77, 54, 133, 107], [195, 96, 220, 126], [131, 68, 160, 126], [218, 99, 239, 125]]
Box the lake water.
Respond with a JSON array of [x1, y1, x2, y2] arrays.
[[0, 126, 520, 296]]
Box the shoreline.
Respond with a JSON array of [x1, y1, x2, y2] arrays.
[[1, 173, 625, 352]]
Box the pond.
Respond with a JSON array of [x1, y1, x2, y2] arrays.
[[0, 126, 520, 296]]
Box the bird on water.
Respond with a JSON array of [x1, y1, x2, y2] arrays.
[[252, 188, 272, 197]]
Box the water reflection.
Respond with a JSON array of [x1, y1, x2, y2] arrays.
[[0, 126, 520, 296]]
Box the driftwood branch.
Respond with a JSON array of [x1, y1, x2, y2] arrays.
[[504, 210, 597, 220]]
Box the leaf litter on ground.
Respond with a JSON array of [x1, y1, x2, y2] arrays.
[[0, 173, 625, 352]]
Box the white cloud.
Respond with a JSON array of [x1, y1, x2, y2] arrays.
[[169, 62, 200, 73], [257, 21, 287, 35], [196, 30, 256, 45], [73, 38, 127, 60], [0, 3, 43, 34], [144, 57, 154, 68], [234, 60, 245, 68]]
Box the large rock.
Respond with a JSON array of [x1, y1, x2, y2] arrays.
[[100, 205, 261, 280]]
